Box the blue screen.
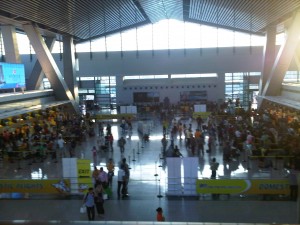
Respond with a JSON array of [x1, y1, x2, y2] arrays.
[[0, 62, 26, 89]]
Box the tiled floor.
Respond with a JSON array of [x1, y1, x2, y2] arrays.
[[0, 114, 298, 223]]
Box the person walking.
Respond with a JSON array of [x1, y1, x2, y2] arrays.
[[161, 135, 168, 156], [120, 158, 130, 197], [83, 187, 95, 221], [94, 183, 105, 216], [106, 158, 115, 188], [118, 136, 126, 153], [117, 164, 126, 199]]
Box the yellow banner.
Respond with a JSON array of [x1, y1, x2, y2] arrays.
[[78, 177, 93, 193], [77, 159, 91, 178], [196, 179, 290, 195], [246, 179, 290, 195], [193, 112, 211, 119], [77, 159, 92, 193], [196, 179, 249, 194], [0, 179, 70, 193]]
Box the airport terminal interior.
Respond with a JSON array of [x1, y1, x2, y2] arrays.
[[0, 0, 300, 224]]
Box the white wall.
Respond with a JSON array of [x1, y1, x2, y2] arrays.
[[19, 46, 299, 105]]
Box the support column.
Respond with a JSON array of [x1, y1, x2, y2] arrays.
[[1, 25, 21, 63], [259, 25, 276, 95], [23, 23, 78, 113], [26, 37, 56, 90], [63, 35, 79, 104], [262, 11, 300, 97]]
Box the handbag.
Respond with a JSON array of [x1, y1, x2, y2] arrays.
[[80, 205, 86, 214], [103, 193, 108, 200]]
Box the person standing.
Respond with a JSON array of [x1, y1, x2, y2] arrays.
[[92, 166, 100, 187], [83, 187, 95, 221], [210, 157, 219, 179], [210, 157, 220, 200], [289, 165, 298, 201], [97, 167, 108, 188], [156, 207, 165, 221], [56, 135, 65, 158]]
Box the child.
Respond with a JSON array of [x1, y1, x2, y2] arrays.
[[156, 207, 165, 221]]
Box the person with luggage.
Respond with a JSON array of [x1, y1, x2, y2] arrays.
[[83, 187, 95, 221]]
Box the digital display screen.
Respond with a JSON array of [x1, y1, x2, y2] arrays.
[[0, 62, 26, 89], [133, 92, 159, 103], [180, 91, 207, 102]]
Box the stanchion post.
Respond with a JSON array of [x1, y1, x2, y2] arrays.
[[247, 155, 251, 170], [132, 149, 136, 162], [137, 142, 140, 154], [158, 154, 163, 167], [243, 148, 247, 162], [154, 161, 158, 176], [128, 156, 131, 169], [157, 179, 163, 198]]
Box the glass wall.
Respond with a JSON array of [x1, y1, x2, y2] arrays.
[[225, 72, 260, 109], [2, 19, 290, 55]]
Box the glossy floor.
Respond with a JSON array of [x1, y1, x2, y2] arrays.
[[0, 116, 298, 223]]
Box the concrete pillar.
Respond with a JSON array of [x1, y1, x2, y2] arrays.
[[1, 25, 21, 63], [63, 35, 79, 104], [259, 25, 276, 96], [262, 11, 300, 97], [23, 23, 78, 113], [26, 36, 56, 90]]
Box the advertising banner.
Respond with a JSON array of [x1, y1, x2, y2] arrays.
[[0, 62, 26, 89], [196, 179, 290, 195], [0, 179, 70, 193], [77, 159, 92, 193]]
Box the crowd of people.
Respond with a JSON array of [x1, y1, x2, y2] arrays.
[[85, 157, 130, 221], [0, 109, 93, 165], [160, 100, 300, 172]]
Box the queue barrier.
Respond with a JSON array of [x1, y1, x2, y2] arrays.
[[91, 113, 136, 120], [247, 155, 294, 170]]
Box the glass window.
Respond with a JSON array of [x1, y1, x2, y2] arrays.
[[283, 71, 299, 82], [12, 19, 267, 54], [171, 73, 218, 78], [123, 76, 140, 80], [154, 75, 168, 79], [80, 77, 95, 81]]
